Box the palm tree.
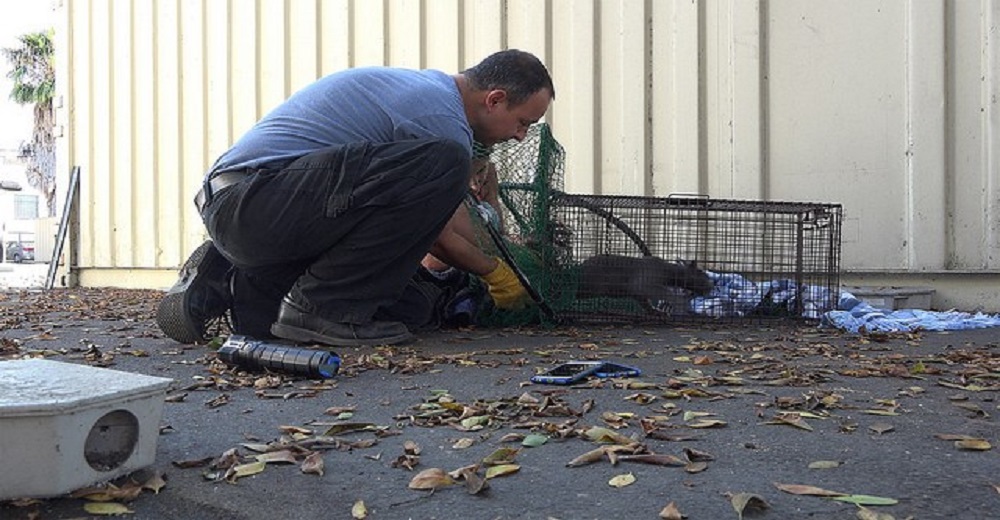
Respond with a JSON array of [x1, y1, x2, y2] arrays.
[[4, 30, 55, 216]]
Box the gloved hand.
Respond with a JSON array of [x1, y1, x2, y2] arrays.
[[481, 257, 529, 310]]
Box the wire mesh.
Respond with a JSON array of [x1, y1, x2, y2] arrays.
[[470, 123, 843, 326], [546, 194, 842, 324]]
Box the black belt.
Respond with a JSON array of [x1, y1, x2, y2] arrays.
[[194, 170, 252, 213]]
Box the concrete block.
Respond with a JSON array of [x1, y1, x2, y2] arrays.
[[844, 286, 935, 310], [0, 359, 172, 499]]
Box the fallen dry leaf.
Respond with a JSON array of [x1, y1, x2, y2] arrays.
[[300, 452, 325, 476], [584, 426, 635, 444], [323, 422, 377, 436], [255, 450, 298, 465], [142, 471, 167, 494], [460, 466, 489, 495], [773, 482, 847, 497], [171, 456, 214, 469], [660, 501, 686, 519], [763, 412, 813, 431], [693, 355, 713, 365], [567, 446, 608, 467], [684, 461, 708, 473], [498, 433, 525, 443], [324, 405, 356, 416], [452, 438, 475, 449], [856, 505, 895, 520], [682, 411, 713, 422], [608, 472, 636, 488], [684, 447, 715, 462], [729, 492, 769, 519], [954, 439, 992, 451], [226, 461, 266, 482], [862, 409, 899, 416], [616, 453, 686, 467], [351, 499, 367, 519], [408, 468, 456, 490], [686, 419, 727, 429], [482, 447, 520, 466], [404, 440, 421, 455], [869, 422, 895, 435], [485, 464, 520, 479]]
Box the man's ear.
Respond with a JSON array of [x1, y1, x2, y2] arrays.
[[485, 90, 507, 110]]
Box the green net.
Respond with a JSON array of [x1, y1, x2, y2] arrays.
[[466, 123, 571, 327]]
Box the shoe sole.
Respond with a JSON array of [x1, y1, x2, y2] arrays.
[[156, 240, 226, 343], [270, 322, 414, 347]]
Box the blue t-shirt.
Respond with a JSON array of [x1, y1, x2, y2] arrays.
[[212, 68, 472, 171]]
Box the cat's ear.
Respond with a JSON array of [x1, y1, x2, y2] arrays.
[[675, 258, 698, 269]]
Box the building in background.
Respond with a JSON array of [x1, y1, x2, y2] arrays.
[[50, 1, 1000, 311], [0, 147, 42, 263], [0, 1, 52, 264]]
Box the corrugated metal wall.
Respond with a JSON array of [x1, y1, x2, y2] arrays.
[[54, 0, 1000, 309]]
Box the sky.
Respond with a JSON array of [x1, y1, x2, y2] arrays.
[[0, 2, 55, 150]]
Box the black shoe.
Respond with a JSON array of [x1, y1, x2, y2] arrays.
[[156, 240, 233, 343], [270, 296, 414, 347]]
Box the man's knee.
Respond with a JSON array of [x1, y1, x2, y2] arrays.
[[423, 138, 468, 162], [421, 139, 470, 177], [420, 139, 471, 193]]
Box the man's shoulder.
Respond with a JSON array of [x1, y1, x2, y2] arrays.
[[323, 66, 448, 84]]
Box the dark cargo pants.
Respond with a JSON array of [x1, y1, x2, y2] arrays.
[[200, 139, 470, 337]]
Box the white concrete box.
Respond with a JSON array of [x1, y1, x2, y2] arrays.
[[0, 359, 173, 499], [844, 286, 936, 310]]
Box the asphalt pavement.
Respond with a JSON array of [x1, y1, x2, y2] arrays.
[[0, 288, 997, 520]]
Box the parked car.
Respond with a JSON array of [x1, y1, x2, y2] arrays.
[[4, 241, 34, 263]]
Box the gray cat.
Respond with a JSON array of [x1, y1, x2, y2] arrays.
[[577, 254, 713, 308]]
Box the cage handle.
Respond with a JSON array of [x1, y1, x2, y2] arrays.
[[666, 193, 709, 199], [666, 193, 711, 207]]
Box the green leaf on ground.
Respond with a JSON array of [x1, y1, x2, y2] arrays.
[[831, 495, 899, 506], [522, 434, 549, 448], [83, 502, 134, 515], [485, 464, 520, 479], [482, 447, 520, 465]]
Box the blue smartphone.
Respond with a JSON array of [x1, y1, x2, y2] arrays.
[[594, 362, 642, 378], [531, 361, 604, 385]]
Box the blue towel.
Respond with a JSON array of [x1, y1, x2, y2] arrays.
[[687, 272, 1000, 333], [689, 271, 831, 319], [821, 291, 1000, 333]]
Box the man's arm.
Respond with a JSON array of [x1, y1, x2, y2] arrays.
[[426, 206, 498, 276]]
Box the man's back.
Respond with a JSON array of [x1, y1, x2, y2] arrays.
[[212, 67, 472, 172]]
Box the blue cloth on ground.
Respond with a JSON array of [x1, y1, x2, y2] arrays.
[[689, 271, 831, 320], [687, 271, 1000, 333], [820, 291, 1000, 333]]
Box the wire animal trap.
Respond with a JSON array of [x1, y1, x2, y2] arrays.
[[545, 194, 843, 324], [480, 124, 842, 325]]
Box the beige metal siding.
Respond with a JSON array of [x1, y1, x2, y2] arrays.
[[56, 0, 1000, 309]]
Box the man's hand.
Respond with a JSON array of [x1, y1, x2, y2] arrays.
[[481, 257, 529, 310]]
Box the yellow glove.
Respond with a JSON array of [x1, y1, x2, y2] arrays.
[[481, 257, 529, 310]]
